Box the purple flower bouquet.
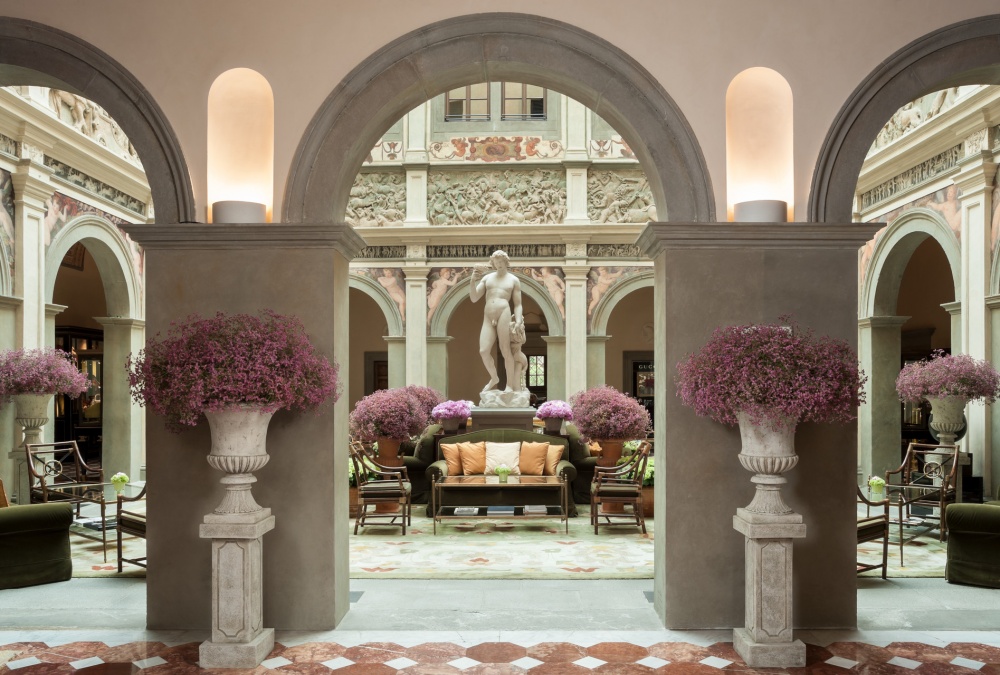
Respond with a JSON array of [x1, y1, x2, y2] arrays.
[[675, 320, 867, 430], [570, 385, 650, 441], [0, 347, 90, 403], [127, 310, 340, 432], [536, 400, 573, 420], [896, 351, 1000, 404], [431, 399, 472, 421], [350, 387, 428, 441], [405, 385, 445, 423]]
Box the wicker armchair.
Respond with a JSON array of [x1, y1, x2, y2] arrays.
[[590, 440, 650, 534], [349, 439, 412, 534]]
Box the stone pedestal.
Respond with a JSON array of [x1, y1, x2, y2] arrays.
[[732, 509, 806, 668], [471, 407, 536, 431], [199, 509, 276, 669]]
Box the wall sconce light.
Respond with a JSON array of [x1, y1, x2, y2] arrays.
[[211, 200, 267, 224], [734, 199, 788, 223]]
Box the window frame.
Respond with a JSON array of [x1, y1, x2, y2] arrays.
[[501, 82, 547, 121], [444, 84, 491, 122]]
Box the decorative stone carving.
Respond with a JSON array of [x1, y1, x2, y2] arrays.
[[870, 88, 964, 153], [429, 136, 564, 162], [47, 88, 141, 164], [587, 243, 643, 258], [589, 136, 635, 159], [427, 244, 566, 259], [427, 267, 471, 326], [469, 251, 527, 401], [357, 245, 406, 259], [964, 129, 989, 156], [44, 157, 147, 215], [355, 267, 406, 327], [427, 169, 566, 225], [565, 242, 587, 258], [587, 170, 657, 223], [0, 133, 18, 157], [514, 266, 566, 319], [860, 145, 961, 210], [344, 172, 406, 227], [406, 244, 426, 259], [20, 142, 44, 164], [366, 140, 403, 163], [587, 266, 641, 330]]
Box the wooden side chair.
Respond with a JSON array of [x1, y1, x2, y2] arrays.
[[117, 483, 147, 573], [591, 440, 651, 534], [24, 441, 102, 505], [885, 442, 959, 545], [856, 485, 889, 578], [349, 439, 412, 534]]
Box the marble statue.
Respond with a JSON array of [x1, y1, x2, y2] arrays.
[[469, 250, 530, 407]]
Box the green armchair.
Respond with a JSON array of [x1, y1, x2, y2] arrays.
[[0, 502, 73, 589], [945, 487, 1000, 589]]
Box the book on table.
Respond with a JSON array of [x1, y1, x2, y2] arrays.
[[452, 506, 479, 516], [486, 505, 516, 516], [523, 505, 547, 515]]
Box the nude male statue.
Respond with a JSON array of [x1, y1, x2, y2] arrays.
[[469, 250, 524, 393]]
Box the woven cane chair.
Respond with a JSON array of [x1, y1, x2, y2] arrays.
[[349, 438, 412, 535], [591, 440, 650, 534]]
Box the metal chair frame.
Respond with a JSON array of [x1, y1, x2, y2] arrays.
[[590, 440, 650, 534], [349, 438, 412, 535], [856, 485, 889, 578]]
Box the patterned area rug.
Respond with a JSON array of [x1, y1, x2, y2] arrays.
[[71, 532, 145, 578], [857, 520, 946, 578], [351, 507, 654, 579]]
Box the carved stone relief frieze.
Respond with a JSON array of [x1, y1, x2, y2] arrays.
[[565, 242, 587, 258], [406, 244, 426, 259], [426, 244, 566, 259], [964, 129, 989, 156], [860, 145, 962, 211], [587, 244, 643, 258], [869, 87, 965, 154], [44, 157, 147, 216], [0, 133, 18, 157], [357, 246, 406, 260], [426, 169, 566, 225], [587, 169, 657, 223], [429, 136, 564, 162], [344, 172, 406, 227], [45, 88, 142, 165], [354, 267, 406, 327], [20, 142, 44, 164]]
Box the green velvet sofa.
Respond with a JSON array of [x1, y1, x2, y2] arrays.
[[425, 428, 579, 517], [0, 502, 73, 589], [945, 488, 1000, 589]]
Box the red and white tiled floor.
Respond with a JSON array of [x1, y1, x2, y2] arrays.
[[3, 634, 1000, 674]]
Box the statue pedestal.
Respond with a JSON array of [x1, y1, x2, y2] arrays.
[[471, 407, 536, 431]]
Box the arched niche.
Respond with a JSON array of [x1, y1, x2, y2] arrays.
[[283, 13, 713, 223], [726, 67, 794, 221], [0, 18, 194, 224], [349, 274, 404, 337], [862, 209, 960, 318], [810, 14, 1000, 222], [208, 68, 275, 221], [429, 270, 564, 338], [589, 270, 655, 337]]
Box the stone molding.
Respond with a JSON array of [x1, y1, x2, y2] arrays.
[[860, 145, 961, 211], [636, 223, 877, 257], [357, 245, 406, 259], [121, 224, 367, 260], [857, 316, 910, 329]]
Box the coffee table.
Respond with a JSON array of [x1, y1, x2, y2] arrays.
[[46, 482, 146, 562], [431, 474, 568, 534]]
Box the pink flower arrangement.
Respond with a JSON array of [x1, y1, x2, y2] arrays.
[[896, 351, 1000, 404], [570, 385, 650, 441], [0, 348, 90, 404], [404, 384, 445, 424], [536, 400, 573, 420], [350, 387, 427, 441], [127, 310, 340, 432], [431, 399, 472, 421], [675, 320, 867, 429]]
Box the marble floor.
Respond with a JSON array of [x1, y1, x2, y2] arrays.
[[2, 577, 1000, 673]]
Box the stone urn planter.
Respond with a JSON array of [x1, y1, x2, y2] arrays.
[[440, 417, 462, 433], [736, 413, 799, 515], [543, 417, 565, 434], [926, 395, 967, 446], [13, 393, 53, 503]]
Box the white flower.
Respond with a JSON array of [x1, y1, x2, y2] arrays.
[[111, 472, 129, 485]]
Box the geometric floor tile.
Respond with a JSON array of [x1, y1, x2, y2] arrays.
[[385, 657, 419, 669], [70, 657, 105, 669], [825, 655, 859, 669], [447, 657, 483, 670], [511, 656, 545, 669], [133, 656, 168, 669], [637, 655, 671, 668], [573, 656, 608, 669], [887, 656, 923, 669], [6, 657, 42, 670], [951, 656, 987, 670], [261, 655, 294, 668], [700, 655, 734, 669], [322, 656, 356, 669]]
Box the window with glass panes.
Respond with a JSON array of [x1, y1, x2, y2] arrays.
[[502, 82, 546, 120], [445, 83, 490, 120], [527, 355, 545, 387]]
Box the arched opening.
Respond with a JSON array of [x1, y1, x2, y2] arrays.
[[603, 285, 655, 428], [348, 287, 391, 409]]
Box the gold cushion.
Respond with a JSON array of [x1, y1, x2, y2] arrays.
[[544, 444, 564, 476], [440, 443, 464, 476], [458, 441, 487, 476], [519, 441, 548, 476]]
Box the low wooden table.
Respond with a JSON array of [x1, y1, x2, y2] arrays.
[[431, 474, 568, 534], [46, 482, 146, 562]]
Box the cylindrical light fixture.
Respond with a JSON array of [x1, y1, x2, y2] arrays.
[[734, 199, 788, 223], [211, 200, 267, 224]]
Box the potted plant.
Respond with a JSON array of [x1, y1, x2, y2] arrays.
[[868, 475, 885, 499], [494, 463, 512, 483], [349, 387, 427, 466], [431, 399, 472, 433], [675, 319, 866, 513], [110, 472, 130, 496], [0, 347, 90, 464], [536, 399, 573, 434], [570, 385, 650, 466], [404, 384, 445, 427], [896, 351, 1000, 445]]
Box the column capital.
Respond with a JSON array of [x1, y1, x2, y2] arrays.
[[562, 266, 591, 282], [384, 335, 407, 343], [941, 301, 963, 317], [0, 295, 22, 309], [426, 336, 454, 345], [587, 334, 613, 343], [858, 315, 910, 329], [402, 265, 432, 280], [541, 335, 566, 344], [953, 154, 997, 196], [11, 160, 56, 206], [45, 303, 67, 318], [985, 294, 1000, 310], [95, 316, 146, 329]]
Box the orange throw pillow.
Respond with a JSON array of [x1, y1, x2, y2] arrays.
[[544, 444, 564, 476], [439, 443, 464, 476], [519, 441, 549, 476], [458, 441, 487, 475]]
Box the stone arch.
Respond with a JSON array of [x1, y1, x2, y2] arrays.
[[0, 17, 195, 224], [46, 215, 141, 318], [590, 269, 655, 336], [429, 270, 564, 338], [349, 274, 404, 336], [810, 14, 1000, 222], [283, 13, 714, 223], [862, 208, 960, 318]]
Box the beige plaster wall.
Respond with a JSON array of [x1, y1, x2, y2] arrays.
[[52, 247, 107, 330], [348, 288, 389, 409], [605, 287, 655, 390], [1, 1, 996, 222], [448, 298, 488, 402], [897, 238, 954, 351]]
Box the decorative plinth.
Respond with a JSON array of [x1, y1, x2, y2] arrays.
[[470, 407, 536, 431], [732, 509, 806, 668], [479, 389, 531, 408], [199, 508, 275, 669]]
